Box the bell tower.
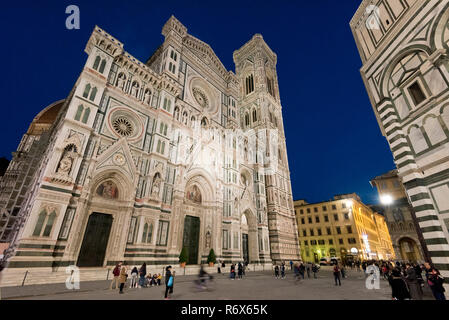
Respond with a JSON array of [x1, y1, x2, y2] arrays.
[[233, 34, 301, 263]]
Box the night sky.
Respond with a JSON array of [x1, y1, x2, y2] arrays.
[[0, 1, 395, 205]]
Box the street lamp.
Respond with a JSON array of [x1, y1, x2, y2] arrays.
[[380, 194, 393, 206]]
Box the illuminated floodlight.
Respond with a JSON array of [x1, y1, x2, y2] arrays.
[[346, 200, 353, 208], [380, 194, 393, 206]]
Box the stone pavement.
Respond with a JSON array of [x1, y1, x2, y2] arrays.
[[1, 267, 436, 300]]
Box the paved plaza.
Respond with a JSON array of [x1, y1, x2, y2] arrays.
[[1, 267, 435, 300]]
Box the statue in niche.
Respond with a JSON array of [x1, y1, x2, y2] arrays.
[[131, 82, 139, 97], [56, 144, 77, 175], [205, 231, 211, 248], [96, 181, 118, 199], [151, 173, 162, 197], [186, 185, 202, 204], [144, 90, 151, 104], [393, 208, 405, 222], [116, 74, 125, 89]]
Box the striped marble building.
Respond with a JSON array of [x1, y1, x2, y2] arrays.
[[0, 16, 300, 285], [351, 0, 449, 287]]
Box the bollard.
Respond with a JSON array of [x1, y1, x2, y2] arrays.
[[22, 270, 29, 286]]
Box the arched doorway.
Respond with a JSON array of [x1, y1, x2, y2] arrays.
[[77, 180, 120, 267], [399, 237, 421, 262], [241, 209, 258, 264]]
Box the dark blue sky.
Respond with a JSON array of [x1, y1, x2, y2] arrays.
[[0, 1, 395, 205]]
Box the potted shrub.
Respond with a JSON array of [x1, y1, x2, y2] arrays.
[[179, 247, 188, 267], [207, 248, 216, 267]]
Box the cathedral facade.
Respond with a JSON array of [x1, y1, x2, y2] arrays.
[[0, 16, 300, 278]]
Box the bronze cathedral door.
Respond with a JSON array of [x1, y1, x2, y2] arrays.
[[77, 212, 113, 267], [182, 216, 200, 265]]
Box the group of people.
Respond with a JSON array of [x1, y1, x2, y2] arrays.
[[109, 262, 176, 299], [380, 260, 446, 300], [229, 262, 247, 280], [274, 261, 321, 280]]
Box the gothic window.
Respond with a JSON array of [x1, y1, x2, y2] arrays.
[[82, 107, 90, 124], [245, 74, 254, 95], [156, 221, 169, 246], [33, 210, 57, 237], [267, 76, 275, 97], [82, 84, 91, 98], [42, 211, 56, 237], [245, 113, 250, 127], [89, 87, 97, 101], [191, 116, 196, 128], [147, 223, 153, 243], [75, 105, 84, 121], [142, 223, 148, 243], [174, 107, 180, 121], [252, 109, 257, 122], [162, 97, 172, 112], [32, 210, 47, 236], [99, 59, 106, 74], [182, 111, 188, 124], [93, 56, 101, 70]]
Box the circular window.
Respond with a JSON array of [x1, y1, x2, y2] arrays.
[[192, 87, 209, 109], [113, 117, 134, 137]]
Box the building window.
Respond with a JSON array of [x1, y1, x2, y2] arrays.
[[326, 227, 331, 235], [301, 218, 305, 224], [32, 210, 56, 237], [332, 204, 337, 210], [222, 230, 229, 249], [308, 217, 312, 224], [307, 208, 311, 213], [336, 226, 341, 234], [344, 213, 349, 220], [300, 209, 304, 214], [162, 97, 172, 112], [252, 109, 257, 122], [302, 230, 307, 237], [314, 207, 318, 213], [324, 215, 329, 222], [318, 240, 325, 245], [317, 228, 322, 236], [310, 240, 317, 245], [408, 81, 426, 106], [322, 206, 327, 211], [342, 203, 347, 209], [334, 214, 339, 221], [329, 239, 334, 245], [304, 240, 308, 246], [346, 226, 353, 233], [245, 74, 254, 95], [156, 221, 169, 246], [338, 238, 344, 245], [310, 229, 314, 236], [315, 216, 320, 223]]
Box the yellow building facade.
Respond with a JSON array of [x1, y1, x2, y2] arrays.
[[294, 193, 395, 263]]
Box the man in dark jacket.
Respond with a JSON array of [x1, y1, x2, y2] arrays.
[[388, 268, 411, 300]]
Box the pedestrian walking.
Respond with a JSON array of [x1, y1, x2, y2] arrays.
[[217, 260, 221, 274], [237, 262, 243, 279], [333, 264, 341, 286], [427, 268, 446, 300], [119, 263, 128, 294], [340, 264, 346, 279], [299, 262, 305, 279], [388, 268, 411, 300], [306, 263, 311, 278], [109, 262, 121, 290], [293, 263, 301, 283], [405, 263, 423, 300], [289, 260, 293, 270], [281, 263, 286, 279], [130, 266, 138, 288], [164, 266, 174, 300], [274, 265, 280, 278], [230, 263, 236, 280], [312, 263, 318, 279], [138, 262, 147, 288]]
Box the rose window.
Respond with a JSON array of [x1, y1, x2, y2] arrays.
[[192, 88, 209, 109], [113, 117, 133, 137]]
